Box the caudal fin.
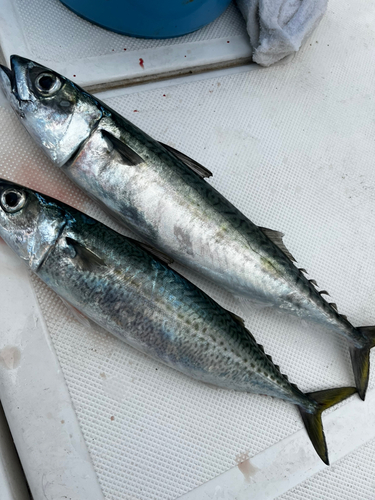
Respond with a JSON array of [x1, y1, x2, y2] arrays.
[[350, 326, 375, 401], [298, 387, 356, 465]]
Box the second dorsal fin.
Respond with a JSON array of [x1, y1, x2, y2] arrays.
[[227, 310, 246, 328], [226, 310, 258, 344], [160, 142, 213, 179], [259, 227, 296, 262]]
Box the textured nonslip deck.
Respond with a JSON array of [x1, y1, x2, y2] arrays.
[[0, 0, 375, 499], [0, 0, 251, 90]]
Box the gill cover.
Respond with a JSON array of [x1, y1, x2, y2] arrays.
[[0, 56, 102, 167], [0, 180, 66, 271]]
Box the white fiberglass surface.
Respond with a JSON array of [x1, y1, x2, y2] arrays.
[[0, 1, 375, 498]]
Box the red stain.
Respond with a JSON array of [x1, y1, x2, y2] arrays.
[[124, 48, 127, 51], [139, 58, 144, 69], [227, 40, 230, 43], [110, 416, 115, 421], [133, 110, 138, 112], [73, 75, 76, 77], [184, 55, 187, 57], [163, 94, 166, 97]]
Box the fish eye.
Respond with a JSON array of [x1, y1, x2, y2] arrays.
[[35, 72, 62, 95], [1, 189, 27, 213]]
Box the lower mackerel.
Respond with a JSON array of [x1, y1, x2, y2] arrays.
[[0, 179, 355, 464]]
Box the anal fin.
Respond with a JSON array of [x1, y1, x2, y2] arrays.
[[61, 298, 92, 329], [61, 298, 108, 335]]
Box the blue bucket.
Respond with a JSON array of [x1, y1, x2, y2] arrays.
[[60, 0, 232, 38]]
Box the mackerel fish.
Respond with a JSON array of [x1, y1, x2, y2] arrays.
[[0, 179, 355, 464], [0, 56, 373, 398]]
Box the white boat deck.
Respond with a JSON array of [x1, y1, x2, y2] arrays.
[[0, 1, 375, 499]]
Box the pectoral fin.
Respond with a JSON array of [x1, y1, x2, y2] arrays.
[[101, 129, 144, 166], [65, 237, 107, 273]]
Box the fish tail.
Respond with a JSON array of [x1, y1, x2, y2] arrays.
[[350, 326, 375, 400], [298, 386, 357, 465]]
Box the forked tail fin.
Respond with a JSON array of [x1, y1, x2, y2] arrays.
[[350, 326, 375, 401], [298, 387, 356, 465]]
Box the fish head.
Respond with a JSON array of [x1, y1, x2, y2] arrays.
[[0, 56, 103, 167], [0, 179, 67, 271]]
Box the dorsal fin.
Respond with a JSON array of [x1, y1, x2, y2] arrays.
[[266, 354, 273, 362], [330, 303, 338, 311], [101, 129, 143, 166], [226, 310, 258, 344], [319, 290, 330, 296], [299, 268, 308, 274], [309, 279, 318, 287], [258, 344, 265, 352], [341, 315, 348, 321], [259, 227, 296, 262], [160, 142, 213, 179], [126, 237, 174, 265]]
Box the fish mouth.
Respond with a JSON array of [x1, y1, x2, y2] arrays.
[[0, 55, 38, 112], [0, 60, 22, 112], [0, 64, 15, 90]]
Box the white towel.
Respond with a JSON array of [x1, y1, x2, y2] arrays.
[[236, 0, 328, 66]]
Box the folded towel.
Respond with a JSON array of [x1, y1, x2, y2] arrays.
[[236, 0, 328, 66]]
